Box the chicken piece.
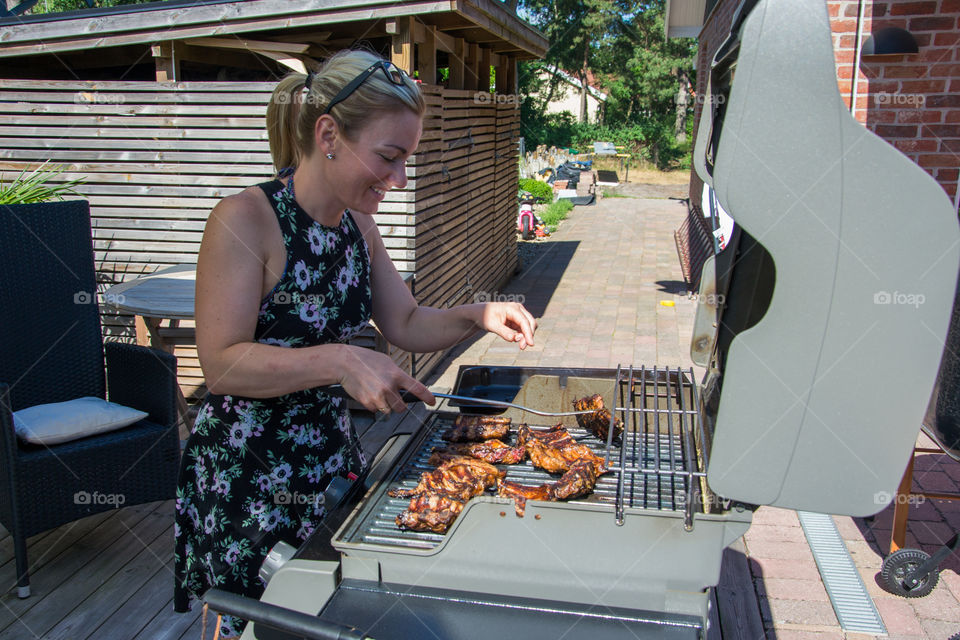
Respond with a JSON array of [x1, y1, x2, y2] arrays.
[[573, 394, 624, 440], [387, 459, 504, 501], [496, 479, 551, 517], [432, 440, 527, 465], [518, 424, 607, 474], [496, 459, 607, 517], [442, 415, 511, 442], [395, 494, 465, 533], [548, 459, 606, 500]]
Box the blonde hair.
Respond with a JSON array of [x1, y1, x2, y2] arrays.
[[266, 50, 425, 175]]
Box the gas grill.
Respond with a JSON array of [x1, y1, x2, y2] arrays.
[[223, 0, 960, 637]]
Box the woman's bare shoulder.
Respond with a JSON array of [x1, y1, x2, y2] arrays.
[[209, 184, 274, 227]]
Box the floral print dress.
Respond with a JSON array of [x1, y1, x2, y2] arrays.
[[174, 178, 371, 637]]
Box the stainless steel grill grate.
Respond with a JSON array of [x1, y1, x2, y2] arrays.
[[342, 366, 705, 550]]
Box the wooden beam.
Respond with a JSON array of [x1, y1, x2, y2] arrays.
[[506, 54, 516, 94], [388, 16, 415, 76], [151, 41, 181, 82], [183, 36, 310, 54], [432, 28, 456, 54], [464, 41, 479, 91], [478, 46, 491, 93], [253, 50, 310, 73], [448, 37, 465, 90], [176, 42, 280, 72], [418, 25, 437, 85], [495, 54, 511, 94]]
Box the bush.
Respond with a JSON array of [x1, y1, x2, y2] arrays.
[[518, 178, 553, 204], [539, 198, 574, 231]]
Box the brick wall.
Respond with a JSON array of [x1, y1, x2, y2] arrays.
[[689, 0, 960, 203], [688, 0, 739, 205]]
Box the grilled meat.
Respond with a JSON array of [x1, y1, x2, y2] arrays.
[[517, 424, 607, 474], [432, 439, 527, 465], [387, 458, 504, 501], [496, 480, 551, 517], [574, 394, 624, 440], [497, 459, 607, 516], [395, 494, 465, 533], [442, 415, 511, 442]]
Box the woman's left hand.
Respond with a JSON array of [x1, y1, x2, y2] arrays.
[[480, 302, 538, 349]]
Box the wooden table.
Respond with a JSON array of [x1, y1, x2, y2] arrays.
[[103, 264, 196, 436]]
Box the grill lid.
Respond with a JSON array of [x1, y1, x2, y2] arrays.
[[692, 0, 960, 515]]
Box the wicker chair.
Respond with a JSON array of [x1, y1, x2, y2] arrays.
[[0, 200, 180, 597]]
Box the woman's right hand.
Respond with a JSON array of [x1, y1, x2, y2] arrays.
[[338, 346, 435, 414]]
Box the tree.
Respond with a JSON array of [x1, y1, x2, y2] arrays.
[[27, 0, 150, 13]]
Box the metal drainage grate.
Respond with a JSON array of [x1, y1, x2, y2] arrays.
[[798, 511, 886, 635]]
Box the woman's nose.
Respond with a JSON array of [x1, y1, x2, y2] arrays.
[[391, 163, 408, 190]]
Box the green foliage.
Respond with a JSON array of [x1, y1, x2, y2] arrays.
[[517, 0, 697, 170], [539, 198, 574, 231], [27, 0, 150, 13], [0, 162, 84, 204], [519, 178, 554, 203]]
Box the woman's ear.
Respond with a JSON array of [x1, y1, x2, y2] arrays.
[[315, 114, 339, 156]]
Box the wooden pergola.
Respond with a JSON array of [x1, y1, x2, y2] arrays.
[[0, 0, 546, 88], [0, 0, 547, 394]]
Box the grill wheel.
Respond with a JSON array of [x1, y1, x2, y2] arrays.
[[880, 548, 938, 598]]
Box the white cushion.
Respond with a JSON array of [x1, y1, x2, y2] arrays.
[[13, 397, 148, 445]]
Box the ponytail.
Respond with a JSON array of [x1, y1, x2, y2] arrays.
[[266, 74, 308, 177]]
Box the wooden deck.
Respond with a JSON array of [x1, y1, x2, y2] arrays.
[[0, 500, 203, 640]]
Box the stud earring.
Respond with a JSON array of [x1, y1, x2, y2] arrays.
[[326, 153, 335, 160]]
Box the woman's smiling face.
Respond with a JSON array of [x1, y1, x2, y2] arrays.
[[332, 109, 422, 215]]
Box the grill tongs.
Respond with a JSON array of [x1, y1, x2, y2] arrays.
[[319, 384, 596, 417]]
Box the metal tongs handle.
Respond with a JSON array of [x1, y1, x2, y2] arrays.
[[319, 385, 595, 417]]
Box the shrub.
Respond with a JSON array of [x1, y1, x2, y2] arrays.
[[518, 178, 554, 204], [539, 198, 574, 231]]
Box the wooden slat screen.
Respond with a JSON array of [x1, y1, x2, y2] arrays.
[[0, 79, 520, 392]]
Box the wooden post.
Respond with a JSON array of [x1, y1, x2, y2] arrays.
[[507, 55, 517, 95], [478, 47, 491, 93], [418, 25, 437, 85], [495, 55, 511, 95], [449, 37, 465, 90], [388, 17, 415, 76], [890, 455, 915, 553], [151, 41, 181, 82], [464, 42, 479, 91]]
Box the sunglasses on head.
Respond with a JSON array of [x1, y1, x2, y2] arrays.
[[322, 60, 408, 115]]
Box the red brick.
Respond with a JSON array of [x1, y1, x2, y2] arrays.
[[870, 3, 889, 17], [889, 1, 937, 15], [942, 0, 960, 10], [875, 598, 924, 635], [835, 49, 856, 63], [946, 110, 960, 122], [837, 34, 856, 48], [927, 123, 960, 136], [896, 110, 942, 123], [875, 123, 919, 137], [909, 16, 956, 31], [898, 79, 946, 93], [763, 598, 839, 627], [870, 18, 909, 30], [917, 153, 960, 167], [831, 18, 858, 32], [883, 65, 932, 78], [937, 168, 960, 181], [748, 557, 822, 581], [929, 64, 960, 77], [838, 66, 853, 80], [756, 577, 830, 601], [935, 31, 960, 47], [866, 109, 897, 123], [827, 2, 841, 17], [895, 138, 939, 152], [917, 47, 956, 63], [927, 95, 960, 109]]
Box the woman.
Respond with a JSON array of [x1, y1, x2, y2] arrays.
[[173, 49, 537, 638]]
